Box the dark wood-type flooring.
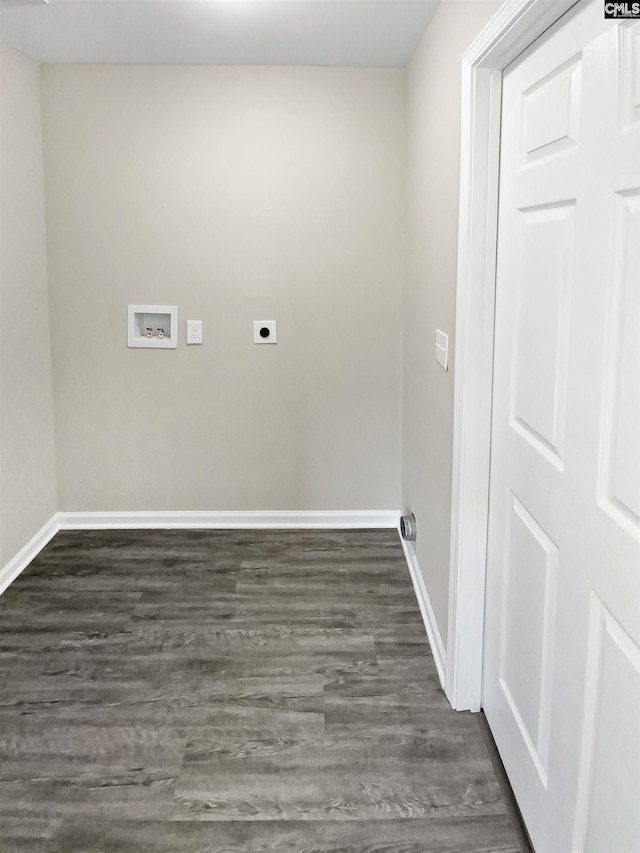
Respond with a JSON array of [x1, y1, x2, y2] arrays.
[[0, 529, 531, 852]]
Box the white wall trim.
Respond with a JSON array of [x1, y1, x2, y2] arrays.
[[57, 510, 400, 530], [399, 536, 447, 689], [0, 513, 60, 596], [447, 0, 580, 711]]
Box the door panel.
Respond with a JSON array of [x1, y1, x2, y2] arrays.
[[511, 202, 575, 464], [484, 3, 640, 852], [500, 494, 558, 786], [522, 56, 581, 163], [573, 597, 640, 853], [601, 191, 640, 530], [620, 22, 640, 128]]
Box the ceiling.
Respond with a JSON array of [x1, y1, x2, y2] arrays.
[[0, 0, 441, 66]]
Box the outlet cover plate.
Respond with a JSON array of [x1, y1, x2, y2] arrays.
[[253, 320, 277, 344], [186, 320, 202, 345]]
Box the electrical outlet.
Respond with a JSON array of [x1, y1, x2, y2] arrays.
[[186, 320, 202, 345], [253, 320, 277, 344]]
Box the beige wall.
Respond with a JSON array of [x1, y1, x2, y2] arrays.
[[0, 42, 58, 565], [402, 0, 501, 644], [41, 66, 405, 512], [1, 10, 506, 600]]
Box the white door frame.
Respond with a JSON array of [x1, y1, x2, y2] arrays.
[[446, 0, 581, 712]]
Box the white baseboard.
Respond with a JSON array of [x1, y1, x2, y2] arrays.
[[58, 510, 400, 529], [399, 535, 447, 690], [0, 513, 60, 596]]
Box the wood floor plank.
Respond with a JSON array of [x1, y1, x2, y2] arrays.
[[0, 529, 530, 851], [47, 816, 525, 853]]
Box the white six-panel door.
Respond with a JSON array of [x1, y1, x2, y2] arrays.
[[483, 1, 640, 851]]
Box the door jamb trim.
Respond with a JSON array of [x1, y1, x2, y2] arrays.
[[447, 0, 581, 711]]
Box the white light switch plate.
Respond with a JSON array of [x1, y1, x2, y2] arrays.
[[435, 329, 449, 371], [186, 320, 202, 345]]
